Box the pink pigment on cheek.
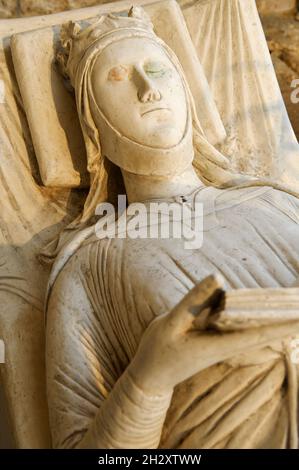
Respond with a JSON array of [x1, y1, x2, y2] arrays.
[[109, 71, 124, 81], [108, 66, 129, 81]]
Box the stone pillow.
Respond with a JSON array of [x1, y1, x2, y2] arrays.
[[11, 0, 225, 187]]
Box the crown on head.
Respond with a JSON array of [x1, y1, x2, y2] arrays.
[[57, 6, 156, 86]]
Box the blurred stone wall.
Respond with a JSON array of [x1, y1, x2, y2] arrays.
[[0, 0, 298, 139], [0, 0, 297, 17], [260, 2, 299, 140], [0, 0, 106, 17], [256, 0, 297, 14]]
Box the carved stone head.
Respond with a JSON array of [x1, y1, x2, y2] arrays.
[[57, 7, 194, 218]]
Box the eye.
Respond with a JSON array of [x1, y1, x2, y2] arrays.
[[108, 65, 130, 81], [144, 61, 168, 78]]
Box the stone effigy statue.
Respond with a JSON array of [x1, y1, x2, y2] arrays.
[[1, 0, 299, 450], [44, 6, 299, 449]]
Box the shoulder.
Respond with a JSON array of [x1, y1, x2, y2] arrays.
[[260, 188, 299, 218]]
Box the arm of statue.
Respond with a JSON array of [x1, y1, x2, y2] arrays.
[[46, 263, 173, 449], [76, 365, 172, 449], [47, 270, 299, 449]]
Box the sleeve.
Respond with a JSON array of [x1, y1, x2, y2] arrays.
[[46, 256, 172, 449], [46, 261, 113, 448]]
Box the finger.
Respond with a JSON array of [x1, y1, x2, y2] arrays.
[[168, 274, 225, 333], [188, 320, 299, 371]]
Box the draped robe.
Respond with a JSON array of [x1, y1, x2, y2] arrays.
[[46, 185, 299, 449]]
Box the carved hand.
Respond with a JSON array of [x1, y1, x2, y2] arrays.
[[128, 274, 299, 396]]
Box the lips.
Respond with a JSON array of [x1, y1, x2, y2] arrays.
[[141, 107, 170, 117]]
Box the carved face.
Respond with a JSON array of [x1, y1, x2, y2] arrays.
[[91, 37, 188, 149]]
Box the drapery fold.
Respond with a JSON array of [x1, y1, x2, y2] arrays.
[[182, 0, 299, 187]]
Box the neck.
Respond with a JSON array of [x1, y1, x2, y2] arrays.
[[121, 165, 204, 204]]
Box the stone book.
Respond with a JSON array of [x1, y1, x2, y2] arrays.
[[209, 287, 299, 331]]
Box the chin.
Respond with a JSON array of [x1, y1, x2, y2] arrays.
[[147, 125, 183, 148]]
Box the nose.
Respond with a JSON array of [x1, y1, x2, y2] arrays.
[[134, 65, 162, 103]]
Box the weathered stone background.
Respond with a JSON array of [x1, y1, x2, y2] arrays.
[[257, 0, 299, 139], [0, 0, 298, 136]]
